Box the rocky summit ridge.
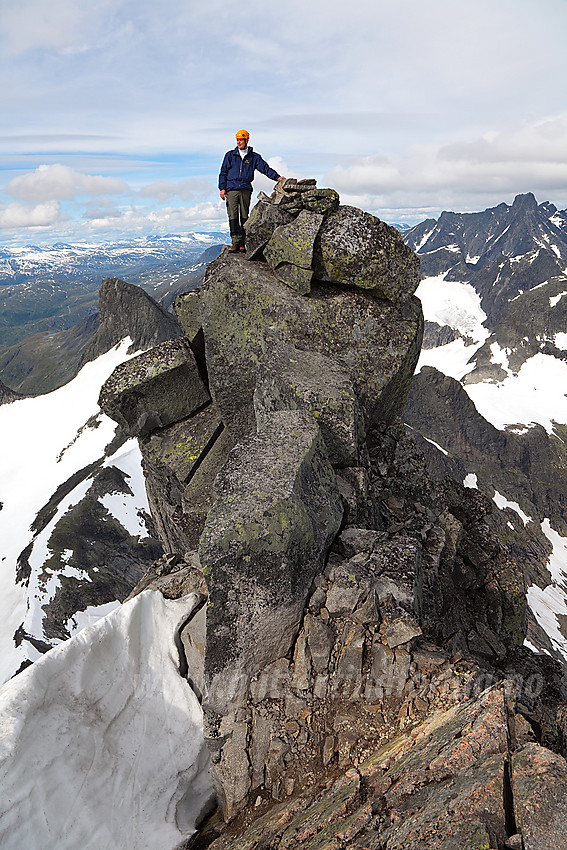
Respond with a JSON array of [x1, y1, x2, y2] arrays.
[[92, 182, 567, 848]]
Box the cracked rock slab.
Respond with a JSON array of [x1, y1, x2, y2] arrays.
[[254, 345, 366, 467], [200, 251, 423, 439], [512, 742, 567, 849], [264, 210, 324, 294], [200, 409, 342, 716], [244, 201, 295, 259], [99, 338, 210, 436], [312, 205, 420, 301]]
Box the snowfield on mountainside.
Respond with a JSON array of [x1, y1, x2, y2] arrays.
[[0, 338, 148, 682]]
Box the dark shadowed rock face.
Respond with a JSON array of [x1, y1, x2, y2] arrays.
[[139, 404, 223, 553], [81, 277, 183, 364], [0, 379, 22, 405]]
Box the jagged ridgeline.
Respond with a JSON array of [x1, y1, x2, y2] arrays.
[[96, 181, 567, 848]]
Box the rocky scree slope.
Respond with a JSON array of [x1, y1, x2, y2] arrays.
[[98, 180, 567, 849]]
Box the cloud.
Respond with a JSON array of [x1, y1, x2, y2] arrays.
[[83, 200, 227, 234], [0, 0, 115, 56], [7, 164, 128, 202], [82, 204, 122, 220], [140, 178, 214, 203], [326, 114, 567, 211], [0, 0, 80, 54], [441, 115, 567, 165], [252, 158, 295, 195], [0, 201, 61, 228]]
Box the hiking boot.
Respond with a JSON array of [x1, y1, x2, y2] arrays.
[[228, 244, 240, 253], [239, 245, 246, 253]]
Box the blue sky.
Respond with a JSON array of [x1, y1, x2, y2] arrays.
[[1, 0, 567, 246]]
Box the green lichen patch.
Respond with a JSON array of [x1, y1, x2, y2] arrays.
[[264, 211, 324, 273]]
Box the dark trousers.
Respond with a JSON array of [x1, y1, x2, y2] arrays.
[[226, 189, 252, 246]]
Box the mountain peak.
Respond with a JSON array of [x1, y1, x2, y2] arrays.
[[80, 277, 183, 366], [512, 191, 538, 211]]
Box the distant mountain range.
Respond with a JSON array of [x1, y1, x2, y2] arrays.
[[404, 193, 567, 323], [0, 232, 228, 286], [0, 235, 226, 395]]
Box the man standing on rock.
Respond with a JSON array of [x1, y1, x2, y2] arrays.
[[219, 130, 283, 253]]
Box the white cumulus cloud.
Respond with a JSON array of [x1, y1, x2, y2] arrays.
[[7, 164, 128, 202], [0, 201, 61, 228], [82, 201, 227, 236]]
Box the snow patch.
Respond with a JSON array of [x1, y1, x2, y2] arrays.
[[489, 342, 511, 374], [541, 519, 567, 583], [464, 473, 478, 489], [526, 584, 567, 662], [424, 437, 449, 456], [66, 600, 121, 636], [550, 292, 567, 307], [417, 338, 481, 381], [99, 440, 150, 539], [523, 638, 549, 655], [526, 521, 567, 662], [554, 332, 567, 350], [415, 226, 436, 251], [416, 276, 488, 341], [465, 353, 567, 434], [0, 591, 213, 850], [492, 491, 532, 525], [415, 276, 489, 380]]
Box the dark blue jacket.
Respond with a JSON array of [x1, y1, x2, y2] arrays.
[[218, 146, 280, 192]]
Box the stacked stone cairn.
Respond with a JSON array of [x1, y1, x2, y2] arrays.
[[98, 183, 561, 847]]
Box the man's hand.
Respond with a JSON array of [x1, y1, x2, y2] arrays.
[[220, 189, 226, 201]]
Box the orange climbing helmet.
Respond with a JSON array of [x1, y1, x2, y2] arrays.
[[235, 129, 250, 140]]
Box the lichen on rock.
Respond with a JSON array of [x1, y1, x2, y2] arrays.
[[99, 337, 209, 436]]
